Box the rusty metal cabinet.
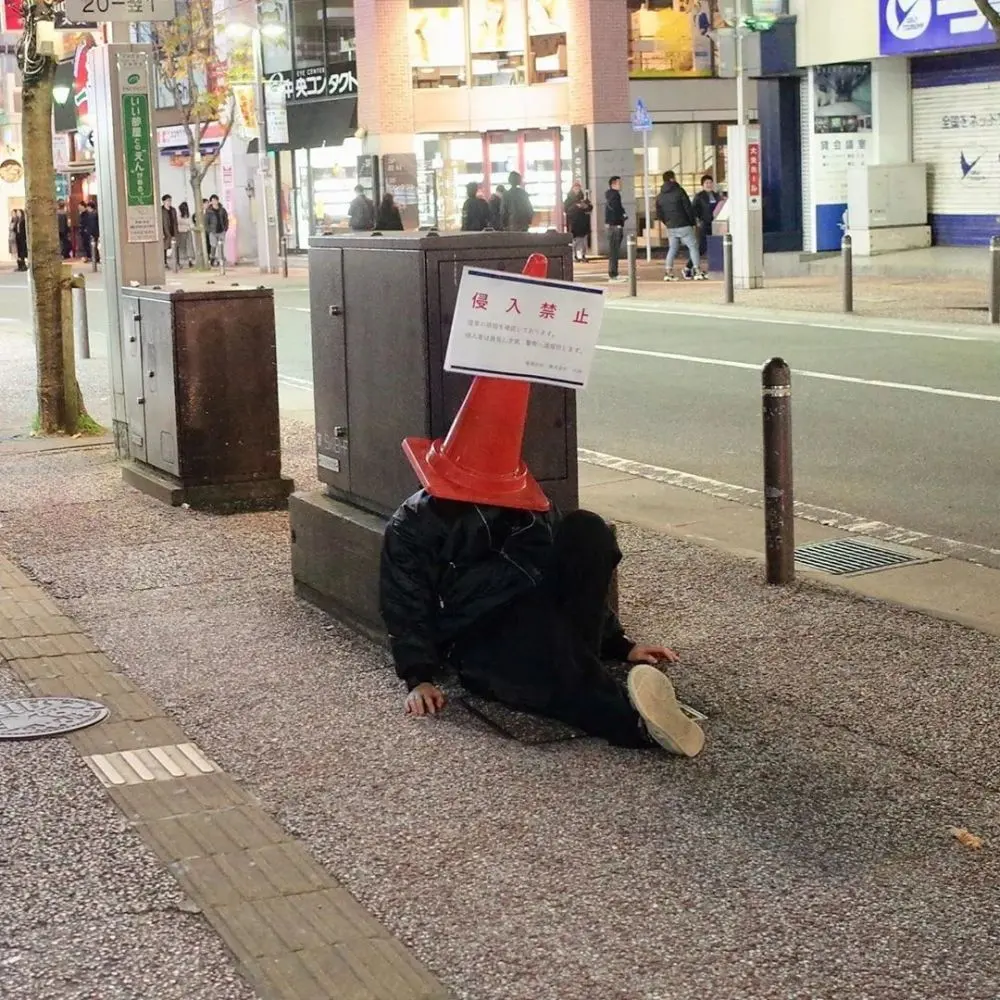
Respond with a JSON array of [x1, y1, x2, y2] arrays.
[[120, 286, 292, 510], [308, 231, 577, 517]]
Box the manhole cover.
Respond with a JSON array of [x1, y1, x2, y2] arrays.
[[794, 537, 941, 577], [0, 697, 109, 740]]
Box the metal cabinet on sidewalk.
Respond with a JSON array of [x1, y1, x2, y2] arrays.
[[120, 286, 293, 511], [291, 230, 576, 635]]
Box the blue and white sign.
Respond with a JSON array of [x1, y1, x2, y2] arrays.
[[880, 0, 1000, 56], [631, 98, 653, 133]]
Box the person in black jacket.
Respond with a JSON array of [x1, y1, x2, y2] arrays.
[[604, 175, 627, 282], [9, 209, 27, 271], [500, 171, 534, 232], [692, 174, 724, 261], [57, 200, 72, 258], [461, 181, 493, 231], [655, 170, 705, 281], [376, 192, 404, 230], [564, 181, 592, 261], [488, 184, 505, 229], [379, 490, 705, 756]]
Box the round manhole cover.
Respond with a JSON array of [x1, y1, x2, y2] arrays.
[[0, 697, 109, 740]]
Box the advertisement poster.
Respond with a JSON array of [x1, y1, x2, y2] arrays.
[[880, 0, 1000, 57], [409, 6, 467, 69], [470, 0, 525, 53], [812, 63, 873, 250], [629, 0, 713, 78], [528, 0, 568, 35], [118, 54, 158, 244], [382, 153, 420, 230]]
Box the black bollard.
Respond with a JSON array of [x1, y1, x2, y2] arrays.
[[762, 357, 794, 585], [723, 233, 734, 304], [990, 236, 1000, 325], [627, 234, 637, 297], [842, 234, 853, 314]]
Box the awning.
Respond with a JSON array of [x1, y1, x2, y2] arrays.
[[261, 96, 357, 152]]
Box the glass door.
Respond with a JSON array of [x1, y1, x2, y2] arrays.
[[484, 128, 562, 231]]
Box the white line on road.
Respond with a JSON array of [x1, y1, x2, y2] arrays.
[[607, 301, 987, 342], [578, 448, 1000, 568], [595, 344, 1000, 404]]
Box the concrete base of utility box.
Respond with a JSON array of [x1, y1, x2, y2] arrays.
[[289, 490, 387, 643], [123, 460, 294, 513]]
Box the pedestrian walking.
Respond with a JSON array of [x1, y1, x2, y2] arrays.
[[201, 198, 211, 261], [57, 200, 72, 259], [348, 185, 375, 231], [78, 201, 92, 262], [161, 194, 178, 267], [489, 184, 506, 229], [501, 172, 534, 232], [375, 192, 404, 231], [461, 181, 492, 232], [564, 180, 593, 262], [204, 194, 229, 267], [655, 170, 704, 281], [604, 175, 627, 283], [176, 201, 195, 267], [9, 208, 27, 271], [692, 174, 724, 264]]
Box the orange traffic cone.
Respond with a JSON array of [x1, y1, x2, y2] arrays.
[[401, 253, 551, 512]]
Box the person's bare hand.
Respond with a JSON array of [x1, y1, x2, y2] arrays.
[[405, 683, 447, 717], [627, 643, 680, 665]]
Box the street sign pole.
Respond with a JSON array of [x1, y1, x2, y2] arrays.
[[642, 127, 651, 262]]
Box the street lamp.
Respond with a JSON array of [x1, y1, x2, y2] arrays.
[[226, 20, 285, 273]]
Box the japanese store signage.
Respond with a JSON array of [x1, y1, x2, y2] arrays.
[[267, 63, 357, 103], [445, 268, 606, 390], [880, 0, 1000, 56], [747, 132, 762, 210], [64, 0, 176, 21], [118, 54, 158, 244], [2, 0, 24, 31]]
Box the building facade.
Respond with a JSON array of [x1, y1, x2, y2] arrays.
[[793, 0, 1000, 251]]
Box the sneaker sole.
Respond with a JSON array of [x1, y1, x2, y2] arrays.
[[627, 665, 705, 757]]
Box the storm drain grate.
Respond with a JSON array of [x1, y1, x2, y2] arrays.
[[794, 537, 941, 577]]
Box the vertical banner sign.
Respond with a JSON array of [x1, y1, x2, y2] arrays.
[[747, 128, 762, 211], [264, 81, 289, 146], [118, 54, 158, 244]]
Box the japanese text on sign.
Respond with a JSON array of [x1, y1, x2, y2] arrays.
[[118, 54, 158, 244], [747, 139, 761, 210], [64, 0, 177, 22], [445, 267, 606, 389]]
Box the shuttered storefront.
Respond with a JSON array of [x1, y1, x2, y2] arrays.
[[800, 74, 813, 253], [911, 49, 1000, 246]]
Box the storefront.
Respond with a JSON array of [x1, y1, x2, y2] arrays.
[[263, 0, 358, 248], [878, 1, 1000, 247]]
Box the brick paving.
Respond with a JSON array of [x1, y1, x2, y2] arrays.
[[0, 556, 451, 1000]]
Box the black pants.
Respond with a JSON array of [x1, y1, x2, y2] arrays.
[[607, 225, 625, 277], [452, 510, 647, 747]]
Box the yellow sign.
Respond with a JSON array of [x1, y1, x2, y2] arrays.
[[629, 1, 714, 78]]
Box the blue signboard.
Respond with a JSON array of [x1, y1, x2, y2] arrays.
[[880, 0, 1000, 57], [631, 98, 653, 133]]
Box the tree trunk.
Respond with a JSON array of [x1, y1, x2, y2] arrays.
[[189, 168, 207, 269], [23, 66, 68, 433]]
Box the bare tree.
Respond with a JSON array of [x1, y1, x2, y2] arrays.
[[973, 0, 1000, 37]]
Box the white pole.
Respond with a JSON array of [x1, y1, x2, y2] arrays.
[[253, 27, 273, 274], [643, 128, 652, 262], [736, 0, 746, 129]]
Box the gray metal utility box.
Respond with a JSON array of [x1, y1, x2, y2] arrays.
[[120, 286, 293, 511], [291, 230, 577, 634]]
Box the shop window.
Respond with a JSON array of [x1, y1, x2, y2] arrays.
[[409, 0, 467, 89], [262, 0, 294, 76], [294, 0, 326, 69], [527, 0, 567, 83], [325, 3, 355, 65], [627, 0, 718, 78], [469, 0, 525, 86]]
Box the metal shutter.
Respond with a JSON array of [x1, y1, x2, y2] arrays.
[[800, 72, 813, 253]]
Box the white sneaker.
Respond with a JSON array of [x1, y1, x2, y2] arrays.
[[608, 275, 627, 283], [693, 271, 708, 281], [627, 665, 705, 757], [663, 273, 678, 282]]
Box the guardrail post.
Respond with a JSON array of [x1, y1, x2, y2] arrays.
[[762, 357, 794, 585]]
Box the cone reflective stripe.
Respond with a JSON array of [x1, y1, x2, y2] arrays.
[[401, 252, 552, 512]]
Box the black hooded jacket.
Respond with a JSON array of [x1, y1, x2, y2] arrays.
[[655, 180, 696, 229], [379, 491, 633, 690]]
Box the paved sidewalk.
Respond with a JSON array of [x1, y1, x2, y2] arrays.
[[2, 429, 1000, 999]]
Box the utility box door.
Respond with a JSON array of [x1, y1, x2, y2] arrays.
[[121, 296, 148, 465], [310, 247, 351, 495], [138, 299, 180, 478]]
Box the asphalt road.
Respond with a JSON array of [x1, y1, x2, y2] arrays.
[[2, 269, 998, 553]]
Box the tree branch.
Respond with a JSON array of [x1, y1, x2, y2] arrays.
[[974, 0, 1000, 38]]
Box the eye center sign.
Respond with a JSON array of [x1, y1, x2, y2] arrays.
[[444, 267, 606, 390]]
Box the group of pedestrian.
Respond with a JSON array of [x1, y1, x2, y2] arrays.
[[161, 193, 228, 268], [604, 170, 725, 283], [7, 208, 26, 271]]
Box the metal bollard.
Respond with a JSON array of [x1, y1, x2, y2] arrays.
[[990, 236, 1000, 325], [92, 239, 99, 273], [723, 233, 734, 304], [171, 237, 179, 273], [281, 235, 289, 278], [627, 234, 638, 297], [72, 273, 90, 360], [841, 234, 853, 314], [762, 357, 795, 586]]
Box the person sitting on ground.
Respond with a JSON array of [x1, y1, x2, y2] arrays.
[[379, 392, 706, 757]]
